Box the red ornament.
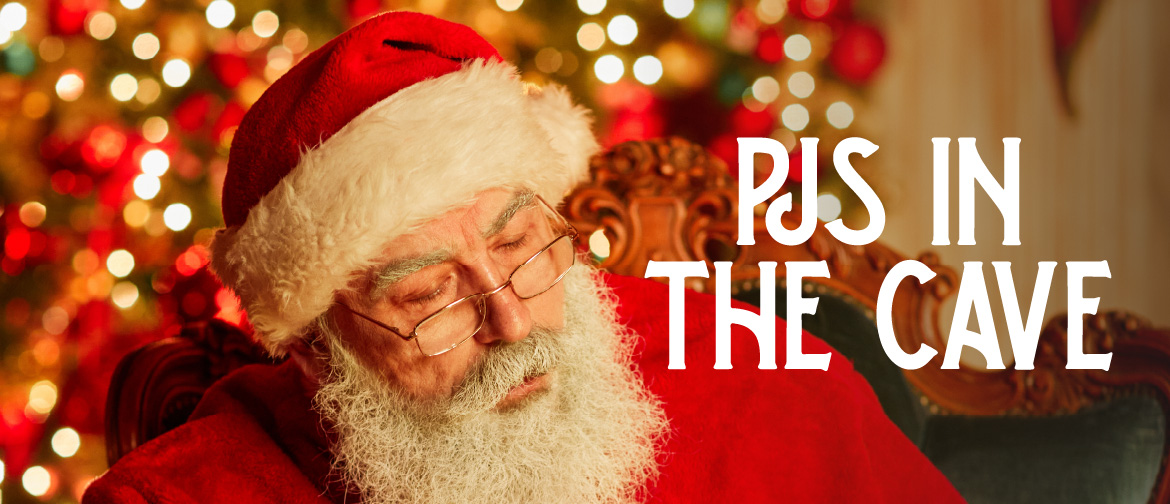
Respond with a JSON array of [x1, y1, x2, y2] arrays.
[[209, 53, 250, 89], [213, 102, 247, 143], [0, 403, 40, 479], [788, 0, 853, 20], [787, 149, 805, 182], [607, 111, 664, 145], [175, 245, 209, 276], [4, 226, 30, 260], [800, 0, 837, 19], [49, 0, 89, 35], [25, 230, 46, 260], [729, 104, 775, 137], [828, 22, 886, 85], [756, 28, 785, 64], [50, 170, 76, 194], [173, 93, 218, 133], [85, 227, 113, 257], [80, 125, 128, 171]]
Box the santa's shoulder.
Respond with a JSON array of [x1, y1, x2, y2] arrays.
[[84, 363, 330, 504]]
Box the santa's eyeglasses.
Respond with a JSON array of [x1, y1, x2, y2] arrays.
[[336, 197, 577, 357]]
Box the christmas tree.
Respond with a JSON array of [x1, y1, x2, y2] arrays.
[[0, 0, 884, 500]]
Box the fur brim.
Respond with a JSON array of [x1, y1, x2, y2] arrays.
[[210, 60, 598, 356]]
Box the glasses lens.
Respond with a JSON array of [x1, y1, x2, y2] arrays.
[[415, 297, 485, 356], [512, 235, 575, 299]]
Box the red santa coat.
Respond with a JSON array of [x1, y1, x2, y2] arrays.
[[84, 273, 964, 503]]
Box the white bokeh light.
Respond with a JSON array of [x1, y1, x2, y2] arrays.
[[162, 59, 191, 87], [577, 0, 605, 15], [110, 73, 138, 102], [663, 0, 694, 19], [588, 229, 610, 259], [27, 380, 57, 414], [133, 174, 161, 200], [0, 2, 28, 32], [751, 76, 780, 103], [817, 193, 842, 221], [633, 55, 662, 85], [140, 149, 169, 176], [496, 0, 523, 11], [111, 281, 139, 308], [164, 203, 192, 231], [55, 72, 84, 101], [87, 11, 116, 40], [120, 0, 146, 9], [826, 101, 855, 129], [142, 116, 168, 143], [787, 71, 815, 98], [576, 22, 605, 51], [756, 0, 786, 24], [781, 103, 810, 131], [784, 34, 812, 61], [251, 10, 279, 37], [107, 249, 135, 278], [132, 32, 160, 59], [606, 15, 637, 46], [205, 0, 236, 28], [594, 54, 624, 84], [51, 428, 81, 458], [23, 466, 51, 497]]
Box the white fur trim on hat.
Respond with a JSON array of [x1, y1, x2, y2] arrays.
[[210, 60, 599, 356]]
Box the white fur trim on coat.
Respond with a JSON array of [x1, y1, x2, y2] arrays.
[[210, 60, 599, 356]]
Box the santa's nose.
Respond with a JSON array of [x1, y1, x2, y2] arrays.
[[473, 284, 533, 345]]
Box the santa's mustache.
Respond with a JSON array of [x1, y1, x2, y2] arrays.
[[430, 325, 566, 418]]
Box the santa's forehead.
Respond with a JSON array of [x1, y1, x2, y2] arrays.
[[370, 188, 536, 261]]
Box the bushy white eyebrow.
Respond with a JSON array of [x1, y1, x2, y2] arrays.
[[481, 191, 535, 239], [366, 190, 535, 302], [367, 249, 452, 302]]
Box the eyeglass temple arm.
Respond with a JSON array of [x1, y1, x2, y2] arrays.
[[334, 302, 417, 341]]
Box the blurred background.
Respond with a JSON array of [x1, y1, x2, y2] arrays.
[[0, 0, 1164, 501]]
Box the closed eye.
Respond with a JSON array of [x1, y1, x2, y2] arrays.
[[498, 234, 530, 251], [407, 280, 450, 306]]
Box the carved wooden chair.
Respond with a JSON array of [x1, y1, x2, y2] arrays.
[[563, 137, 1170, 504], [106, 137, 1170, 503], [104, 319, 273, 465]]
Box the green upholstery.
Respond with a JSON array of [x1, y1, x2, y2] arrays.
[[733, 284, 1165, 503], [922, 395, 1164, 504]]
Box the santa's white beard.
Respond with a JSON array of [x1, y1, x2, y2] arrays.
[[312, 266, 669, 504]]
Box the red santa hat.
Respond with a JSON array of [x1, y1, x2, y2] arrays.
[[209, 11, 599, 356]]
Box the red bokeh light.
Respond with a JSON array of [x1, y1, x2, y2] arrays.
[[5, 226, 30, 260], [81, 125, 128, 171], [756, 29, 785, 64]]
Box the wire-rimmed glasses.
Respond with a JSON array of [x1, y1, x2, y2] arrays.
[[336, 202, 578, 357]]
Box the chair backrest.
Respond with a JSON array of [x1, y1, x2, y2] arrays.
[[104, 319, 272, 466], [564, 137, 1170, 503]]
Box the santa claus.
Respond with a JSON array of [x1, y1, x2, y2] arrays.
[[84, 11, 963, 504]]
